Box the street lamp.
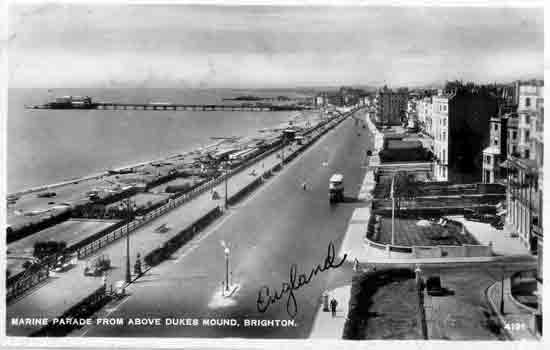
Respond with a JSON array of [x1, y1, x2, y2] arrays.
[[220, 161, 229, 210], [500, 266, 505, 315], [224, 169, 228, 210], [124, 198, 133, 284], [390, 175, 396, 246], [281, 137, 286, 166], [414, 264, 422, 288], [224, 246, 230, 292]]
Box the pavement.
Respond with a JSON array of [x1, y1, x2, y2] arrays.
[[309, 285, 351, 338], [451, 217, 530, 256], [65, 111, 368, 338]]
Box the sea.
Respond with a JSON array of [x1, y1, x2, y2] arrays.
[[7, 88, 315, 193]]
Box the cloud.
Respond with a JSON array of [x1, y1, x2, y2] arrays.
[[8, 5, 544, 88]]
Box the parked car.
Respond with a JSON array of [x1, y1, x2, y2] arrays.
[[464, 209, 496, 223], [426, 276, 445, 296], [490, 215, 505, 230], [84, 255, 111, 276], [37, 191, 56, 198], [154, 223, 171, 233]]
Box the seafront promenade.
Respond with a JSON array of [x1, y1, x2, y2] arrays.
[[6, 110, 354, 337]]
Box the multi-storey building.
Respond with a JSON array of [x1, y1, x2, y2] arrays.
[[532, 101, 543, 336], [406, 99, 418, 129], [375, 86, 408, 125], [315, 94, 327, 107], [431, 89, 498, 183], [482, 114, 508, 184], [505, 81, 543, 254], [417, 97, 433, 136], [432, 94, 449, 181]]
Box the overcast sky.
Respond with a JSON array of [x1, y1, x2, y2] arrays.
[[8, 4, 544, 88]]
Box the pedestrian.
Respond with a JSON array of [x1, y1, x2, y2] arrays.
[[330, 297, 338, 317]]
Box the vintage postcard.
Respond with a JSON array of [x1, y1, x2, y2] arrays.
[[1, 0, 546, 348]]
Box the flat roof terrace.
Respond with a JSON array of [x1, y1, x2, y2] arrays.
[[372, 216, 480, 246], [378, 147, 433, 163]]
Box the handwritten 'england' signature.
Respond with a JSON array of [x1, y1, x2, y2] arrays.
[[256, 241, 347, 318]]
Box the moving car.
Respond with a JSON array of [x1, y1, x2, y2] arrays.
[[464, 209, 496, 223], [426, 276, 445, 296]]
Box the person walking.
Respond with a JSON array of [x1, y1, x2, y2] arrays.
[[330, 297, 338, 317]]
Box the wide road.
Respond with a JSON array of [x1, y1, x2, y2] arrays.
[[419, 256, 537, 340], [79, 113, 373, 338]]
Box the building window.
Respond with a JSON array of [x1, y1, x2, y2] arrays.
[[494, 124, 498, 131], [493, 138, 498, 146], [526, 97, 531, 107], [525, 115, 531, 124], [513, 131, 518, 140]]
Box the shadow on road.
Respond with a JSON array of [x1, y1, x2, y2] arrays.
[[340, 196, 363, 204]]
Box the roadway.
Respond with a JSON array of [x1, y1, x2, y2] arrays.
[[76, 113, 373, 338], [419, 256, 537, 340]]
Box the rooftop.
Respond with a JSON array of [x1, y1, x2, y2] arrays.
[[379, 147, 432, 163], [386, 140, 423, 150]]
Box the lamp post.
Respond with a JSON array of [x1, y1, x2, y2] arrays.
[[224, 247, 230, 292], [391, 175, 396, 246], [220, 161, 228, 210], [500, 266, 505, 315], [414, 264, 422, 287], [224, 169, 228, 210], [124, 198, 133, 284], [281, 138, 286, 166]]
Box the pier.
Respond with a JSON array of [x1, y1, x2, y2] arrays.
[[26, 102, 311, 112]]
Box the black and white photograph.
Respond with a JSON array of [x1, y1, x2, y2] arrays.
[[1, 0, 546, 346]]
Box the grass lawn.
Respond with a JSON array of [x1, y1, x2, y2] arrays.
[[343, 268, 422, 340], [375, 217, 479, 246], [364, 278, 424, 339]]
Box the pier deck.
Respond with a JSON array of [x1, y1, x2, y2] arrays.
[[27, 103, 312, 112]]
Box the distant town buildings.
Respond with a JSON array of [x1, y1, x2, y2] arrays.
[[375, 86, 408, 125], [314, 87, 368, 108]]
